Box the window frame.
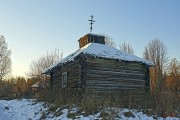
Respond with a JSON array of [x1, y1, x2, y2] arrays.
[[62, 72, 68, 87]]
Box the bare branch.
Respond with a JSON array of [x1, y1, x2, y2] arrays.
[[100, 33, 117, 48], [27, 49, 63, 80], [119, 41, 135, 55]]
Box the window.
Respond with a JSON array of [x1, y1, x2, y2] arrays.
[[62, 72, 67, 87]]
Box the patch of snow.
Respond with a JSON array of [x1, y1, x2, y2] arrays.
[[43, 43, 154, 74], [31, 81, 47, 88], [0, 103, 11, 120], [31, 81, 40, 88], [0, 99, 48, 120], [0, 99, 179, 120]]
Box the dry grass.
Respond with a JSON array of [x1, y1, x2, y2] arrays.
[[142, 91, 180, 115], [100, 109, 120, 119], [35, 87, 180, 117], [80, 96, 103, 115]]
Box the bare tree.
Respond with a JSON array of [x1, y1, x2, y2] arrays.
[[0, 35, 12, 81], [119, 41, 135, 54], [166, 58, 180, 93], [100, 34, 117, 48], [143, 38, 168, 91], [27, 49, 63, 80]]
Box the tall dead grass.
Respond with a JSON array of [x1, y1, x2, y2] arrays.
[[36, 88, 179, 116]]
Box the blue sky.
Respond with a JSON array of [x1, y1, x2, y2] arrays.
[[0, 0, 180, 77]]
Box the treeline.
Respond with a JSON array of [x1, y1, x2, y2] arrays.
[[0, 77, 39, 99]]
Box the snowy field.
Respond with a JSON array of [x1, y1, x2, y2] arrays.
[[0, 99, 179, 120]]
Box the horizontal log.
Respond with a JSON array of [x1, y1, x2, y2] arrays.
[[87, 69, 146, 77], [85, 81, 145, 85], [86, 73, 146, 80], [84, 89, 146, 95], [86, 58, 146, 68], [84, 90, 146, 94], [86, 77, 146, 82], [87, 63, 146, 71], [86, 57, 144, 65], [85, 84, 146, 89], [87, 67, 146, 74]]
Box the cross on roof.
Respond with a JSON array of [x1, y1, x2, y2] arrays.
[[88, 15, 95, 33]]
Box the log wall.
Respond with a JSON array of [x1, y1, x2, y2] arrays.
[[49, 55, 150, 98], [84, 57, 149, 96], [51, 61, 80, 88]]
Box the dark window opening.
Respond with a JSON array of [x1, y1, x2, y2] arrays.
[[62, 72, 67, 87]]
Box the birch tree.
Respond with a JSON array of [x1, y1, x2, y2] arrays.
[[0, 35, 12, 81]]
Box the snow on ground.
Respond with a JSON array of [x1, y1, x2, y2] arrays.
[[0, 99, 47, 120], [0, 99, 179, 120]]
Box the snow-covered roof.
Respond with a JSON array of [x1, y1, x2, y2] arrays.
[[43, 43, 153, 74]]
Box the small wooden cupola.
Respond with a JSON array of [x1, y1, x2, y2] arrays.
[[78, 33, 105, 48]]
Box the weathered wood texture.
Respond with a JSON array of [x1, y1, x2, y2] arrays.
[[78, 34, 105, 48], [50, 60, 84, 100], [84, 57, 149, 96], [51, 61, 80, 88], [49, 54, 150, 98], [79, 35, 88, 48]]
